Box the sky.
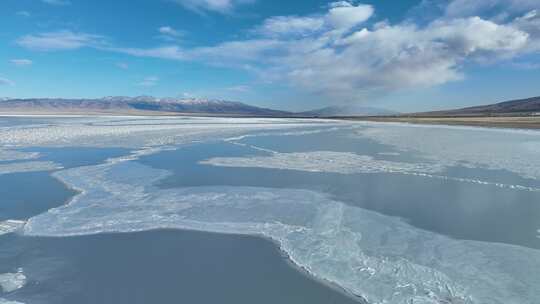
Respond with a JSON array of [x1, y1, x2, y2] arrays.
[[1, 0, 540, 112]]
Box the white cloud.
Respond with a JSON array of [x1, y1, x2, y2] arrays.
[[159, 26, 184, 37], [115, 46, 187, 61], [512, 9, 540, 52], [0, 78, 15, 86], [42, 0, 71, 5], [138, 76, 159, 87], [257, 16, 325, 37], [16, 11, 31, 17], [116, 62, 129, 69], [445, 0, 539, 18], [10, 59, 33, 67], [173, 0, 255, 13], [326, 2, 374, 30], [15, 0, 540, 104], [158, 26, 185, 42], [16, 31, 104, 51]]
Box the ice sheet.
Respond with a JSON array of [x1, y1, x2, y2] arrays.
[[24, 161, 540, 304], [0, 150, 39, 162], [0, 220, 25, 236], [201, 151, 445, 174], [354, 123, 540, 180], [0, 161, 62, 175], [201, 151, 540, 192]]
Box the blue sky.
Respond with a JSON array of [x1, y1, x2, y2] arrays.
[[1, 0, 540, 112]]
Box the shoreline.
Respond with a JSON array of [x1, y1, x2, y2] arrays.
[[3, 112, 540, 130], [336, 116, 540, 130]]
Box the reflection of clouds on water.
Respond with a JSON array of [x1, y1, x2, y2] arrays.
[[24, 161, 540, 304]]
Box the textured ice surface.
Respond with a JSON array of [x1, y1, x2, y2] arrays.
[[0, 161, 62, 175], [0, 150, 39, 162], [24, 161, 540, 304], [0, 220, 25, 236], [0, 300, 24, 304], [201, 151, 540, 192], [0, 270, 26, 293], [201, 151, 445, 174], [0, 116, 337, 149], [354, 123, 540, 180]]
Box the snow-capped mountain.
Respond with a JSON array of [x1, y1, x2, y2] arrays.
[[0, 96, 291, 116]]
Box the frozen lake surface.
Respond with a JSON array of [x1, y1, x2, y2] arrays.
[[1, 116, 539, 304]]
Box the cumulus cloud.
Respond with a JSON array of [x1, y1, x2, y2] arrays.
[[173, 0, 255, 13], [0, 78, 15, 86], [326, 1, 374, 30], [10, 59, 33, 66], [16, 31, 104, 51], [511, 9, 540, 52], [159, 2, 528, 100], [16, 1, 540, 103]]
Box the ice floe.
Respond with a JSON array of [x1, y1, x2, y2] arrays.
[[0, 161, 62, 176], [0, 150, 39, 162], [23, 161, 540, 304], [201, 151, 540, 192], [201, 151, 444, 174], [0, 269, 26, 293], [354, 123, 540, 180], [0, 300, 24, 304], [0, 221, 25, 236]]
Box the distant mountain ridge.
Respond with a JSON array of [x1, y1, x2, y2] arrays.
[[415, 96, 540, 116], [0, 96, 290, 116]]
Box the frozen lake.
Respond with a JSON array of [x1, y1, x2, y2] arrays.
[[1, 116, 539, 304]]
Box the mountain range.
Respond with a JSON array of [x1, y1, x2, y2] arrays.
[[0, 96, 289, 117], [414, 96, 540, 117], [0, 96, 395, 117], [1, 95, 539, 117]]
